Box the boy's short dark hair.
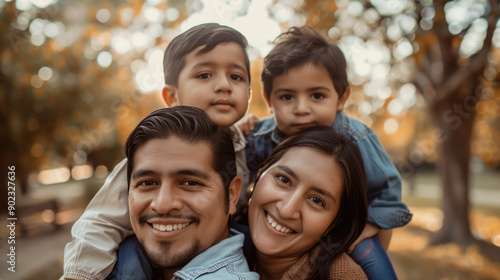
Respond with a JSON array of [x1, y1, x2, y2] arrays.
[[262, 26, 349, 100], [125, 106, 237, 212], [163, 23, 251, 86]]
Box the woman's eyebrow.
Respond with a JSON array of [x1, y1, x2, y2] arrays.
[[275, 165, 298, 180], [274, 166, 337, 203], [310, 186, 336, 204]]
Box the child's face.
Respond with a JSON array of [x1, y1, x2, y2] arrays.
[[267, 63, 348, 136], [164, 42, 250, 128]]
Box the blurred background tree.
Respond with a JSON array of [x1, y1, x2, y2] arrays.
[[1, 0, 499, 253]]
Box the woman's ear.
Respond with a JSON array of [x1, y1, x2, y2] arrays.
[[162, 85, 179, 107]]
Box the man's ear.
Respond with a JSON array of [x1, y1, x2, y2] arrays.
[[162, 85, 179, 107], [227, 176, 243, 215], [262, 92, 273, 115], [336, 87, 350, 111]]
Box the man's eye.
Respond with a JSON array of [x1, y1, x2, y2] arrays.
[[138, 180, 157, 187], [180, 180, 202, 186], [312, 93, 324, 100], [230, 74, 244, 81], [197, 73, 211, 79]]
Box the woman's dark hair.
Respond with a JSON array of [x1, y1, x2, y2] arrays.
[[254, 127, 367, 279], [163, 23, 251, 86], [124, 106, 237, 212]]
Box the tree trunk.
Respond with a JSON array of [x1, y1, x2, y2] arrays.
[[428, 81, 478, 245]]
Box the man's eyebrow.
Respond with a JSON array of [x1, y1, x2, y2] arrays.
[[275, 166, 337, 203], [132, 169, 159, 180], [170, 169, 210, 180], [132, 169, 210, 180]]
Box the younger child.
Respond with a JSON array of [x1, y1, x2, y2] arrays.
[[244, 26, 413, 279], [63, 23, 252, 280]]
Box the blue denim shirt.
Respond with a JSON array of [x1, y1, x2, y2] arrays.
[[245, 112, 412, 229], [108, 229, 259, 280]]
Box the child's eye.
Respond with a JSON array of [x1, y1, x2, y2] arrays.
[[311, 93, 325, 100], [280, 94, 293, 101], [230, 74, 244, 81], [197, 73, 212, 79]]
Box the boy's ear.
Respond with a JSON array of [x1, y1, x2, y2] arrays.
[[262, 91, 273, 114], [227, 176, 242, 215], [336, 87, 350, 112], [162, 85, 179, 107]]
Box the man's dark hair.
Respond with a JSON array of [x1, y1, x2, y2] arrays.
[[262, 26, 349, 100], [163, 23, 251, 86], [124, 106, 237, 211]]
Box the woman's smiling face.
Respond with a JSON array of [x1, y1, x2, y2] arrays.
[[248, 146, 344, 259]]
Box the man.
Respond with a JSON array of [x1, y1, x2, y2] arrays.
[[107, 106, 258, 279]]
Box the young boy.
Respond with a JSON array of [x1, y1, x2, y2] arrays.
[[244, 26, 413, 279], [62, 23, 252, 280]]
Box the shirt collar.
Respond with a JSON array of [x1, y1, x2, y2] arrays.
[[228, 125, 247, 152]]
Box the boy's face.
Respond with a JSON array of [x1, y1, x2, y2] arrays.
[[266, 63, 349, 136], [163, 42, 251, 128]]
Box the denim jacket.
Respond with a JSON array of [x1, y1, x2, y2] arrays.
[[107, 229, 259, 280], [245, 113, 412, 229], [173, 229, 259, 280]]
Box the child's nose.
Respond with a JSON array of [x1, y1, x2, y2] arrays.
[[294, 97, 311, 115], [214, 76, 232, 94]]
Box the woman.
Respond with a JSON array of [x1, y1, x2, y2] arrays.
[[247, 127, 368, 279]]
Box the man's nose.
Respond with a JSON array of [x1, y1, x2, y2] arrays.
[[150, 184, 182, 214], [294, 96, 311, 115]]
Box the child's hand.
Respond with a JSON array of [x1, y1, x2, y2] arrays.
[[236, 113, 258, 136], [347, 222, 379, 254]]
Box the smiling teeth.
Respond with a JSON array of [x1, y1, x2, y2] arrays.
[[266, 214, 293, 234], [152, 223, 190, 232]]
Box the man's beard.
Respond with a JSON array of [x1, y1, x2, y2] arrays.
[[143, 238, 203, 270]]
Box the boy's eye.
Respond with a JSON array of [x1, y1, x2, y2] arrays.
[[197, 73, 212, 79], [230, 74, 244, 81], [311, 93, 325, 100], [280, 94, 293, 101]]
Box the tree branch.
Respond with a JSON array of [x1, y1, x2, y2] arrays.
[[434, 0, 500, 105]]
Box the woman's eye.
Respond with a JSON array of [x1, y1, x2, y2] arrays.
[[277, 175, 290, 185], [309, 196, 325, 207], [197, 73, 211, 79], [230, 74, 244, 81], [312, 93, 324, 100]]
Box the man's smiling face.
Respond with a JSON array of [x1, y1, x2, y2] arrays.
[[128, 136, 232, 272]]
